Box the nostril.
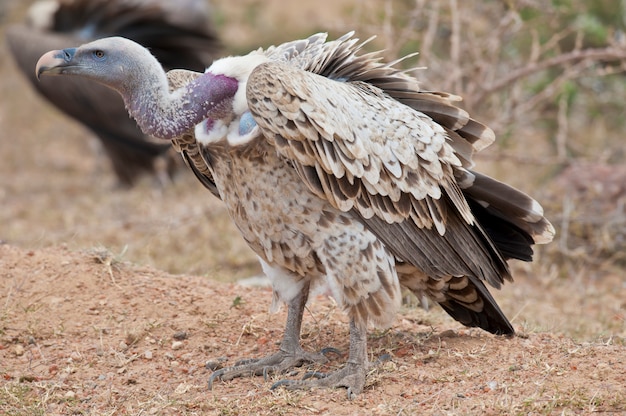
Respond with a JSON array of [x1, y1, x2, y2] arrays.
[[62, 48, 76, 62]]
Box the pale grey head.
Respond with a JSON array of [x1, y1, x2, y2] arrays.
[[36, 36, 240, 140]]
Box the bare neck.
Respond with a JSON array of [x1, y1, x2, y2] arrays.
[[122, 69, 238, 140]]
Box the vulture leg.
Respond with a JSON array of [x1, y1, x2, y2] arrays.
[[208, 282, 332, 389], [271, 319, 368, 398]]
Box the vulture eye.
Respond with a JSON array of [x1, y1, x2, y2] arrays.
[[92, 50, 106, 60]]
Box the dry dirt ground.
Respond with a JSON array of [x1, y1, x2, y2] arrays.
[[1, 1, 626, 415], [1, 245, 625, 415]]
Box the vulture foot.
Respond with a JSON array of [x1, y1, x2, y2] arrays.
[[270, 361, 367, 399], [270, 320, 377, 398], [207, 347, 338, 390]]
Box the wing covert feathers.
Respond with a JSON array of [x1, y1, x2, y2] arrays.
[[247, 61, 474, 235]]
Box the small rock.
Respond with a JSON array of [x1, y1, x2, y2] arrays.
[[173, 331, 188, 340], [14, 345, 24, 356], [164, 352, 175, 360], [172, 341, 184, 350], [69, 351, 82, 361], [487, 380, 498, 391], [205, 361, 222, 371], [439, 329, 458, 338], [64, 391, 76, 399], [144, 350, 153, 360], [205, 357, 227, 371]]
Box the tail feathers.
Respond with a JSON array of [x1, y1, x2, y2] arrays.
[[468, 199, 535, 261], [399, 268, 514, 335], [463, 171, 555, 246], [434, 275, 515, 335]]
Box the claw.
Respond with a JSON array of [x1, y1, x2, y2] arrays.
[[262, 366, 272, 381], [302, 371, 326, 381], [270, 379, 296, 390], [320, 347, 342, 358], [208, 369, 225, 390], [347, 387, 356, 400]]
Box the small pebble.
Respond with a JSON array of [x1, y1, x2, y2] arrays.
[[172, 341, 183, 350], [173, 331, 188, 340], [64, 391, 76, 399], [144, 350, 153, 360], [487, 381, 498, 391], [14, 345, 24, 356], [205, 357, 227, 371]]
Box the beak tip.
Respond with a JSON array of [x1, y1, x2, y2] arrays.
[[35, 49, 73, 80], [35, 51, 54, 80]]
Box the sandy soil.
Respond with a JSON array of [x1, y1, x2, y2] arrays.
[[1, 1, 625, 415], [1, 244, 625, 415]]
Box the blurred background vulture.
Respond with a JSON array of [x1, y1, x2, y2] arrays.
[[6, 0, 221, 187]]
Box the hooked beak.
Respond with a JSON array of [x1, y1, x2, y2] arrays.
[[36, 48, 77, 80]]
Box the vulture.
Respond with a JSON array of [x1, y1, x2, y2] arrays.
[[36, 33, 555, 396], [6, 0, 221, 186]]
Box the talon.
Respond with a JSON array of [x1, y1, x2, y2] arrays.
[[270, 379, 295, 390], [208, 369, 225, 390], [347, 387, 356, 400], [262, 366, 271, 381], [320, 347, 342, 358], [302, 371, 326, 381]]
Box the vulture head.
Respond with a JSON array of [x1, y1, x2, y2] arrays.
[[36, 37, 144, 89], [36, 36, 258, 141]]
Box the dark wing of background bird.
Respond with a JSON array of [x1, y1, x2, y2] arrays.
[[6, 0, 221, 187]]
